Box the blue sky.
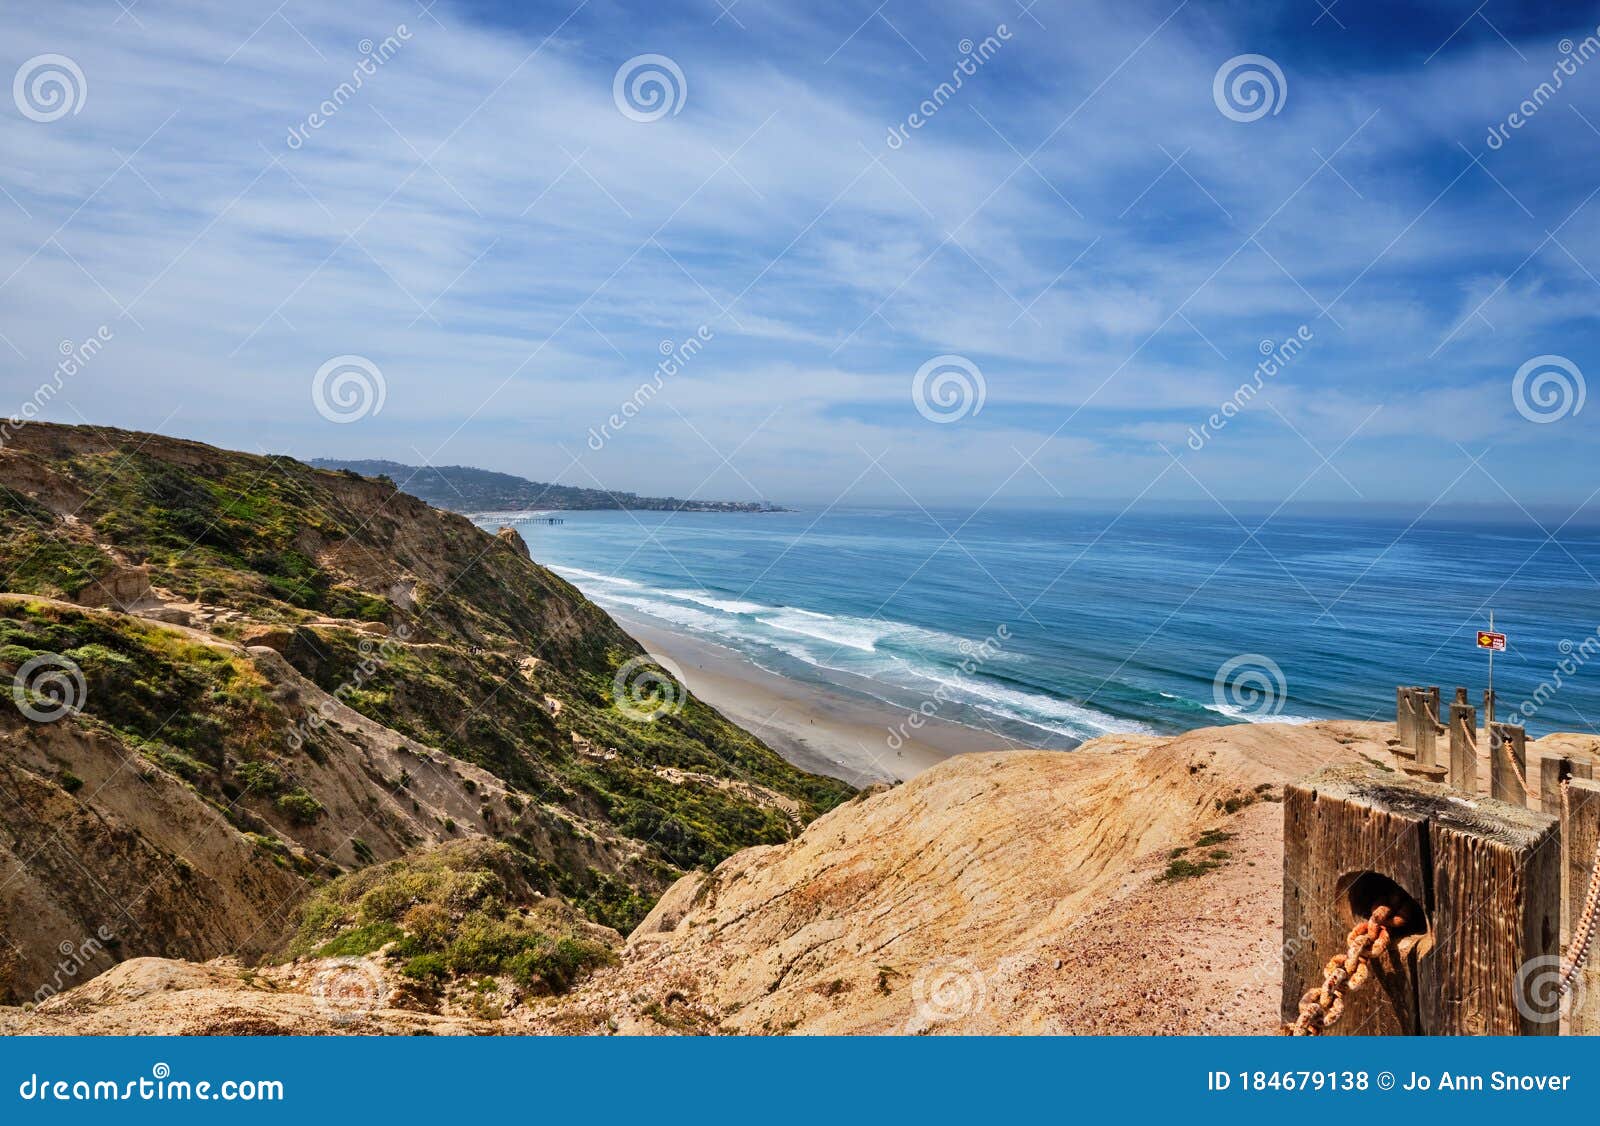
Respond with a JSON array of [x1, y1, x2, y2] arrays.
[[2, 0, 1599, 509]]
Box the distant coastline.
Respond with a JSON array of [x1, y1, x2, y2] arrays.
[[311, 457, 786, 514]]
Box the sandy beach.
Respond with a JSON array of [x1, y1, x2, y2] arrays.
[[614, 612, 1026, 786]]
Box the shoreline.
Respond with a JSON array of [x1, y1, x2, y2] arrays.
[[613, 612, 1027, 786]]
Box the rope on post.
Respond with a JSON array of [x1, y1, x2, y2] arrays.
[[1497, 729, 1530, 794], [1561, 779, 1600, 996]]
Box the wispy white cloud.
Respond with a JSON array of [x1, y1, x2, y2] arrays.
[[0, 0, 1597, 507]]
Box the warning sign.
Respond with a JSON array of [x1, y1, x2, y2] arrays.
[[1477, 631, 1507, 652]]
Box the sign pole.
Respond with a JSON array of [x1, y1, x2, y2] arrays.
[[1476, 619, 1506, 737], [1487, 609, 1494, 717]]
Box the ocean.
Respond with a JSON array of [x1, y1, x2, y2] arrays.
[[482, 507, 1600, 747]]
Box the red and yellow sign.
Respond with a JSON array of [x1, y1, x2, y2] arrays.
[[1477, 630, 1507, 652]]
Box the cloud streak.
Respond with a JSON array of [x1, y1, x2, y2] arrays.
[[1, 0, 1597, 509]]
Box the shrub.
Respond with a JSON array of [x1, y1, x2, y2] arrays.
[[287, 842, 614, 995], [237, 760, 284, 794], [274, 788, 323, 823]]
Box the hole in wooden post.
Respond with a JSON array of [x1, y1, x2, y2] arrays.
[[1339, 871, 1425, 940]]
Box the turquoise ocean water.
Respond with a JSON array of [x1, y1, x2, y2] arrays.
[[483, 507, 1600, 747]]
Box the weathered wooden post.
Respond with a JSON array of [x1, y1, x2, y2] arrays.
[[1397, 686, 1445, 781], [1539, 755, 1594, 818], [1409, 710, 1444, 778], [1395, 686, 1416, 753], [1490, 722, 1529, 807], [1565, 778, 1600, 1035], [1484, 687, 1497, 729], [1448, 700, 1477, 792], [1283, 765, 1561, 1035]]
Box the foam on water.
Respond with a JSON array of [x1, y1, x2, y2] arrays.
[[542, 556, 1145, 744], [1203, 702, 1319, 725], [498, 505, 1600, 744], [661, 588, 770, 615], [551, 565, 641, 588], [758, 608, 884, 652]]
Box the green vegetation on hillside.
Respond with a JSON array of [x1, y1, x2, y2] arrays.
[[0, 424, 851, 958], [290, 843, 614, 994]]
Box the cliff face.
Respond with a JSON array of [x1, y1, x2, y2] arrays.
[[0, 716, 1500, 1035], [0, 423, 849, 1006]]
